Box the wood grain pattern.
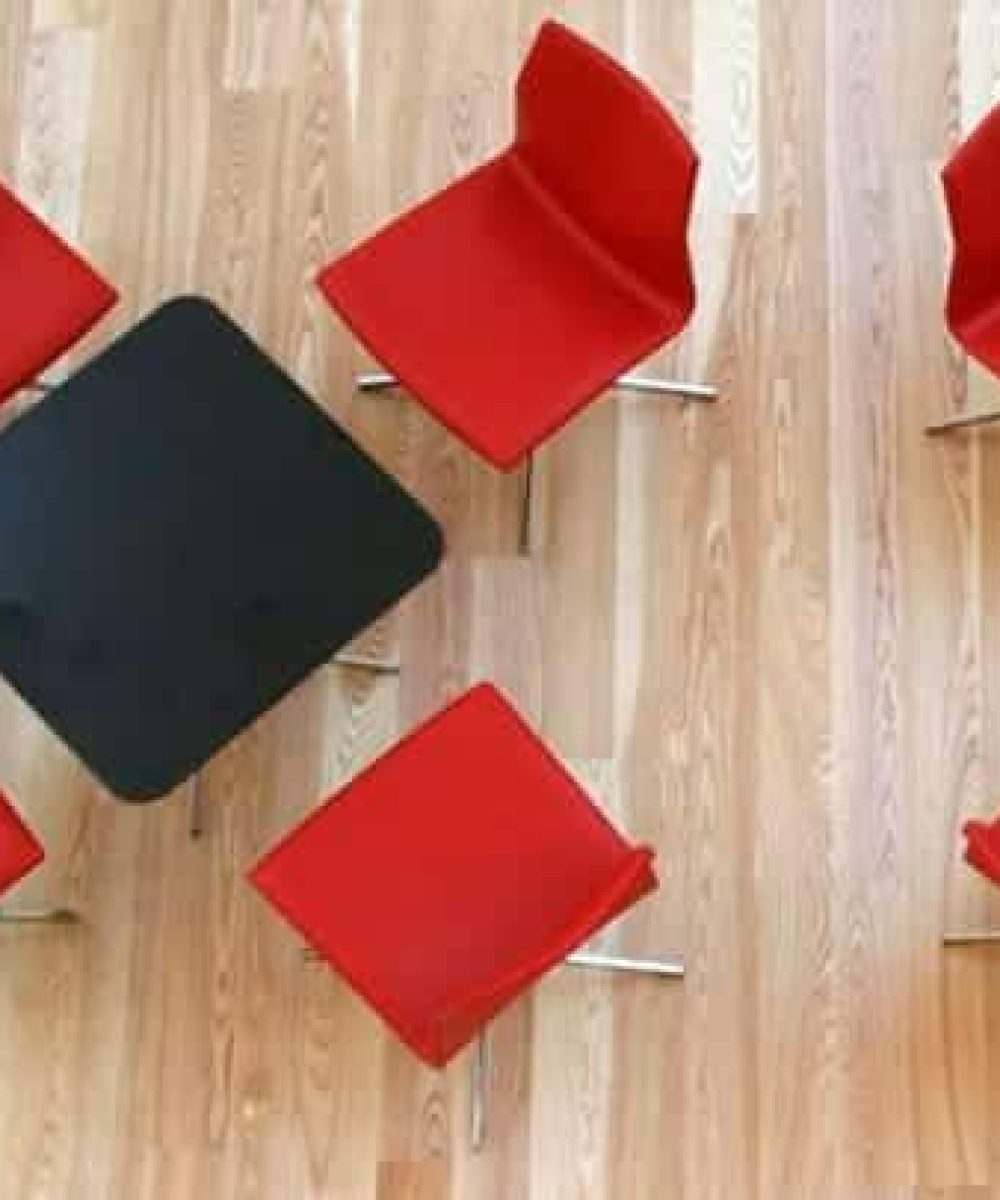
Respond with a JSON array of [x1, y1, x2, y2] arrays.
[[959, 0, 1000, 134], [0, 0, 31, 178], [16, 25, 96, 242], [222, 0, 305, 93], [4, 1, 1000, 1197], [32, 0, 106, 28], [692, 0, 759, 216]]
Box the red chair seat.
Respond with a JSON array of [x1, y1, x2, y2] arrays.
[[250, 683, 656, 1067], [318, 20, 698, 471], [0, 791, 44, 899], [942, 104, 1000, 380], [0, 184, 117, 404], [320, 155, 682, 470], [964, 815, 1000, 888]]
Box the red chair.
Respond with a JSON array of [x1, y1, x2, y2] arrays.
[[963, 815, 1000, 887], [0, 182, 117, 407], [0, 790, 73, 925], [249, 683, 681, 1147], [942, 814, 1000, 947], [928, 104, 1000, 434], [318, 20, 716, 544]]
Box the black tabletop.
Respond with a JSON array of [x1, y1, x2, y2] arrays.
[[0, 297, 443, 801]]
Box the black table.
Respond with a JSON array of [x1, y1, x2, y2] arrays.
[[0, 297, 443, 801]]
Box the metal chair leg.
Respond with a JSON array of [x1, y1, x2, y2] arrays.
[[333, 652, 401, 675], [614, 373, 719, 401], [518, 453, 534, 556], [356, 371, 400, 393], [357, 371, 719, 402], [0, 907, 79, 924], [942, 930, 1000, 946], [357, 371, 714, 556], [188, 782, 204, 840], [565, 948, 685, 978], [470, 1029, 488, 1153], [304, 942, 683, 1151], [926, 408, 1000, 435]]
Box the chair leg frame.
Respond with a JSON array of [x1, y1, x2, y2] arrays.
[[519, 452, 534, 555], [356, 371, 719, 402], [926, 408, 1000, 435], [614, 372, 720, 401], [470, 1030, 489, 1152], [333, 651, 402, 675], [469, 947, 683, 1152], [942, 929, 1000, 946], [514, 372, 722, 550], [357, 370, 718, 557], [0, 907, 79, 924], [355, 372, 720, 556], [564, 948, 685, 977], [188, 780, 204, 840]]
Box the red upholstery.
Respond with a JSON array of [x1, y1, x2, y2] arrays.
[[317, 20, 698, 470], [0, 791, 44, 900], [249, 683, 657, 1068], [0, 182, 117, 405], [943, 106, 1000, 378], [963, 814, 1000, 888]]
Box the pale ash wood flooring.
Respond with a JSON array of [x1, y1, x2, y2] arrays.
[[0, 1, 998, 1197]]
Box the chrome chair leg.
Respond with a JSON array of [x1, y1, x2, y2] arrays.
[[356, 371, 719, 402], [470, 1029, 488, 1153], [614, 373, 719, 401], [942, 930, 1000, 946], [926, 408, 1000, 435], [357, 371, 716, 557], [519, 453, 534, 556], [333, 652, 401, 675], [188, 782, 204, 840], [565, 948, 685, 978], [0, 907, 79, 924], [356, 372, 401, 392]]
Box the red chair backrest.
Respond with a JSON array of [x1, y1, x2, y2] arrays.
[[943, 104, 1000, 339], [0, 181, 117, 404], [964, 815, 1000, 889], [514, 20, 698, 312], [0, 789, 44, 898]]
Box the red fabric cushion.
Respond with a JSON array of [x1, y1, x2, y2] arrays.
[[963, 815, 1000, 889], [0, 183, 118, 404], [317, 20, 697, 470], [0, 791, 44, 899], [249, 683, 657, 1067], [943, 104, 1000, 376]]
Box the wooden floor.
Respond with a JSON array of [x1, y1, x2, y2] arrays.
[[3, 0, 1000, 1196]]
